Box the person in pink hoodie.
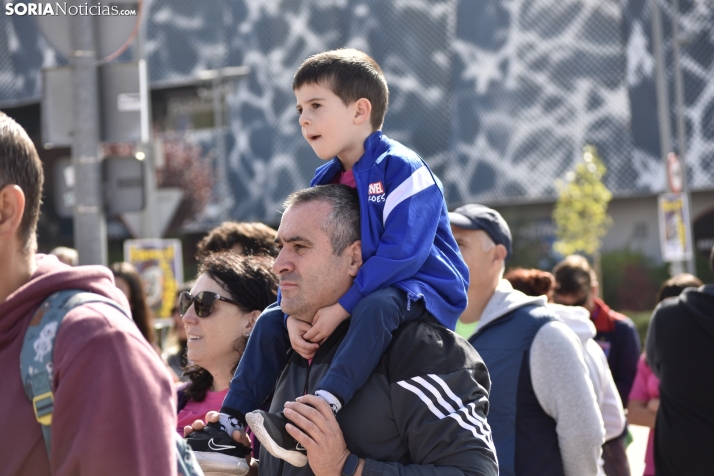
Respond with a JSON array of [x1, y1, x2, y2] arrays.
[[0, 112, 178, 475]]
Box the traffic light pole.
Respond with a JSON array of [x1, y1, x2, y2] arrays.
[[70, 9, 107, 265]]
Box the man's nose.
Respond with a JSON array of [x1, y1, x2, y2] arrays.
[[273, 249, 293, 275]]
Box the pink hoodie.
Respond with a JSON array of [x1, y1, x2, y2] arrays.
[[0, 254, 177, 475]]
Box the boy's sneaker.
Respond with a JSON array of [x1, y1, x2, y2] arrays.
[[246, 410, 308, 467], [185, 421, 251, 476]]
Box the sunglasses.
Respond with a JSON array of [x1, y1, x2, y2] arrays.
[[178, 291, 241, 318]]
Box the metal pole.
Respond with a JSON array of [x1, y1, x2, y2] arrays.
[[651, 0, 672, 164], [651, 0, 684, 276], [70, 6, 106, 265], [670, 0, 697, 275], [213, 72, 230, 223]]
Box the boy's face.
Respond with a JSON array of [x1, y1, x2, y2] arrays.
[[295, 82, 364, 163]]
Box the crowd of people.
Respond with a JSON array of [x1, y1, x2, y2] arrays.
[[2, 47, 713, 476]]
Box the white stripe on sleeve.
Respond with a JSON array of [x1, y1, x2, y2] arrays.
[[397, 377, 497, 457], [382, 166, 436, 226]]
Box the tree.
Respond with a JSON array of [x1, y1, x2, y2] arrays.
[[552, 145, 613, 289]]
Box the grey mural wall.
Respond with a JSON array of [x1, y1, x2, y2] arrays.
[[1, 0, 712, 228]]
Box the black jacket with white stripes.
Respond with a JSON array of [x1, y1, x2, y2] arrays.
[[259, 313, 499, 476]]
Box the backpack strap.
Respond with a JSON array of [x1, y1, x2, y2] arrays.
[[20, 289, 130, 455]]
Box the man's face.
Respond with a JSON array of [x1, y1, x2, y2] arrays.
[[273, 201, 357, 322], [295, 82, 363, 163], [451, 227, 500, 290]]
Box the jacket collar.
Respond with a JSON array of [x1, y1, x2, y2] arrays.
[[590, 297, 616, 333]]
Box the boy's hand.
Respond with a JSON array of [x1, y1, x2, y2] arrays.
[[287, 315, 320, 360], [303, 303, 350, 344]]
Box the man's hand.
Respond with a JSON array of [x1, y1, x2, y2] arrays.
[[287, 315, 320, 359], [303, 303, 350, 344], [284, 395, 363, 476], [647, 398, 660, 413]]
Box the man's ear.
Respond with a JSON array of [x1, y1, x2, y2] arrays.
[[346, 240, 362, 277], [352, 98, 372, 126], [0, 184, 25, 240], [493, 244, 508, 263]]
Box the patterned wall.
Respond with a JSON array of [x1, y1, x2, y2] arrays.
[[1, 0, 712, 227]]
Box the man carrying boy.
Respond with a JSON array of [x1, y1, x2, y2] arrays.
[[186, 49, 470, 472]]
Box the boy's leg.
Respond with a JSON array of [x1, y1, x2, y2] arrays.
[[317, 286, 424, 408], [220, 302, 290, 424]]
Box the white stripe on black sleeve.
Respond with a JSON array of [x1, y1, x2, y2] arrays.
[[397, 376, 497, 457]]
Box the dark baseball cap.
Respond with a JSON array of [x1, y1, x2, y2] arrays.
[[449, 204, 513, 259]]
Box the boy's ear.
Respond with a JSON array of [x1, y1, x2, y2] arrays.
[[352, 98, 372, 126], [0, 184, 25, 240]]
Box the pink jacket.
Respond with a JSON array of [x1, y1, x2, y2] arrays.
[[0, 254, 177, 475]]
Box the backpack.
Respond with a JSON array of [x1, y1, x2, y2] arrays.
[[20, 289, 203, 476]]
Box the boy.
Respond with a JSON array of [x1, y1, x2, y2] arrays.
[[186, 49, 469, 471]]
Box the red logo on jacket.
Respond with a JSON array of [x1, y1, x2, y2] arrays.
[[368, 182, 384, 195]]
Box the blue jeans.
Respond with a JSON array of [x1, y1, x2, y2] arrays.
[[221, 287, 423, 418]]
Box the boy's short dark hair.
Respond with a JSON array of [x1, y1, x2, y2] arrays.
[[0, 112, 44, 253], [292, 48, 389, 131], [553, 255, 594, 296], [196, 221, 278, 260]]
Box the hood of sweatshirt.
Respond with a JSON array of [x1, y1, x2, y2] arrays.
[[0, 254, 130, 350], [680, 284, 714, 340], [475, 279, 547, 334], [547, 303, 596, 343]]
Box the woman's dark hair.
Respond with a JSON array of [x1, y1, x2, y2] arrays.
[[656, 273, 703, 304], [110, 262, 154, 345], [504, 268, 555, 297], [183, 252, 278, 402]]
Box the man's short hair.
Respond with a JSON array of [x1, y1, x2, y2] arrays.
[[292, 48, 389, 131], [283, 185, 360, 255], [50, 246, 78, 266], [196, 222, 278, 260], [553, 255, 594, 296], [656, 273, 703, 304], [0, 112, 44, 253]]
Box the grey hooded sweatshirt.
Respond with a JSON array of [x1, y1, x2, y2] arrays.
[[473, 280, 605, 476]]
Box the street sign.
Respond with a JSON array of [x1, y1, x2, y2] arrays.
[[120, 188, 183, 238], [41, 68, 73, 147], [104, 156, 145, 215], [35, 0, 142, 62], [667, 152, 683, 193], [42, 62, 143, 146], [99, 62, 142, 142], [658, 193, 693, 262], [53, 157, 75, 218], [53, 156, 146, 218]]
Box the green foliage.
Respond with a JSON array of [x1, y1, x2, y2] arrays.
[[601, 248, 670, 312], [552, 145, 613, 256]]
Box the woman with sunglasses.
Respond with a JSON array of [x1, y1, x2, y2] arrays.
[[176, 252, 277, 445]]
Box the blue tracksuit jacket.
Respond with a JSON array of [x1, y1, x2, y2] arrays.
[[311, 131, 469, 329]]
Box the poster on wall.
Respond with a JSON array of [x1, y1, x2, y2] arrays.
[[658, 193, 693, 262], [123, 239, 183, 318]]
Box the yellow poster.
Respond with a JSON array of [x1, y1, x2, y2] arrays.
[[123, 239, 183, 318], [658, 193, 693, 262]]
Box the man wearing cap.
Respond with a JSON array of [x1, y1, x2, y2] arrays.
[[449, 204, 604, 476]]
